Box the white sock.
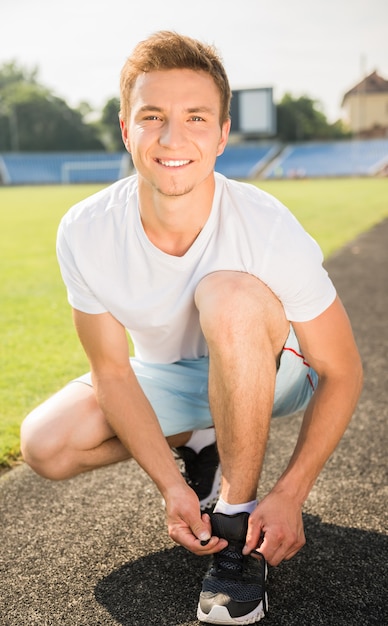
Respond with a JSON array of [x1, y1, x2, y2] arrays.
[[185, 428, 216, 454], [214, 496, 257, 515]]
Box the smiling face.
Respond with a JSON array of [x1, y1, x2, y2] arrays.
[[121, 69, 230, 200]]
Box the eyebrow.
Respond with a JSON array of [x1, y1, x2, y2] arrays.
[[186, 107, 217, 115], [138, 105, 163, 113], [138, 105, 217, 115]]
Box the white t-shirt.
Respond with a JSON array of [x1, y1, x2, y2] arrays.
[[57, 172, 336, 363]]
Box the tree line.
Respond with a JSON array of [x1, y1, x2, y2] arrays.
[[0, 61, 350, 152]]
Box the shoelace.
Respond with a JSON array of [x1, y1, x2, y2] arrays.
[[213, 545, 268, 594], [212, 544, 245, 580]]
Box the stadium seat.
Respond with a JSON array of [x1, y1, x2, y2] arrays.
[[215, 143, 279, 178], [263, 138, 388, 178], [0, 153, 131, 185]]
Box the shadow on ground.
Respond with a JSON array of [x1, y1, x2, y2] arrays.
[[95, 514, 388, 626]]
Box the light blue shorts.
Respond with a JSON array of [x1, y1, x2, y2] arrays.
[[74, 326, 317, 437]]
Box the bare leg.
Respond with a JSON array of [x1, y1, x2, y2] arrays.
[[195, 271, 289, 504], [21, 382, 191, 480]]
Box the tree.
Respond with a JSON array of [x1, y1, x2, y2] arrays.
[[0, 61, 39, 90], [0, 61, 38, 150], [276, 93, 350, 141], [99, 97, 123, 151], [0, 62, 104, 151]]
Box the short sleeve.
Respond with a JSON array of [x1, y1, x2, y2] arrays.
[[56, 217, 107, 314], [260, 210, 336, 322]]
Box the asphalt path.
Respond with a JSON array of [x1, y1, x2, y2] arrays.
[[1, 219, 387, 626]]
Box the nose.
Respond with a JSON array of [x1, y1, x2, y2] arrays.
[[159, 118, 186, 149]]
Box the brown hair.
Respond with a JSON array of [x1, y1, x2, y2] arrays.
[[119, 31, 231, 126]]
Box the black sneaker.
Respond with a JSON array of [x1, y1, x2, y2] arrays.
[[197, 512, 268, 624], [175, 443, 221, 514]]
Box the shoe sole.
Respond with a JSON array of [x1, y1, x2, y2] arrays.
[[197, 595, 268, 624]]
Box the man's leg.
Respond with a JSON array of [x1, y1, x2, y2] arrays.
[[195, 271, 289, 505], [195, 271, 289, 625], [20, 382, 192, 481], [21, 382, 131, 480]]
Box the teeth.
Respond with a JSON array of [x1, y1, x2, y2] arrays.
[[158, 159, 190, 167]]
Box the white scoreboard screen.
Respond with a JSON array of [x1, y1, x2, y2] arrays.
[[230, 88, 276, 136]]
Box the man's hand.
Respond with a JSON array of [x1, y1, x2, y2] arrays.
[[243, 489, 305, 566], [165, 484, 228, 555]]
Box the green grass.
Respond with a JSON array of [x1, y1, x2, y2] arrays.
[[256, 178, 388, 257], [1, 178, 387, 466], [0, 185, 105, 466]]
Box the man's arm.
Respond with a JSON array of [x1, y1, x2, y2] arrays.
[[244, 296, 363, 565], [72, 309, 225, 554]]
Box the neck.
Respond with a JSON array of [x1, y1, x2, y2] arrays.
[[137, 175, 215, 256]]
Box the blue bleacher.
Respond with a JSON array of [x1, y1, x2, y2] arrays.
[[264, 138, 388, 178], [216, 143, 278, 178], [0, 153, 130, 185], [1, 139, 387, 184]]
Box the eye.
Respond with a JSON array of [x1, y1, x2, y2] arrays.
[[190, 115, 204, 122]]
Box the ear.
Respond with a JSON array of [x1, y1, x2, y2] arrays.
[[216, 118, 231, 157], [120, 117, 131, 153]]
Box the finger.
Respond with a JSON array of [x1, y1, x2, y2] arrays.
[[168, 516, 211, 551], [242, 523, 264, 555], [256, 535, 283, 566], [196, 536, 228, 554], [191, 520, 211, 543], [258, 533, 304, 566], [250, 528, 283, 565], [199, 513, 215, 545], [283, 546, 301, 561], [282, 533, 306, 561], [175, 532, 227, 555]]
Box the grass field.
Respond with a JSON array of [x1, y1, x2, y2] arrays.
[[1, 178, 387, 466]]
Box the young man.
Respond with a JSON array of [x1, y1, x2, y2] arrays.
[[20, 31, 363, 624]]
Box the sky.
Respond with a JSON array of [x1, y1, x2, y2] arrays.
[[2, 0, 388, 123]]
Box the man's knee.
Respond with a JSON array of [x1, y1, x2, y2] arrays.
[[20, 408, 72, 481], [195, 271, 288, 345]]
